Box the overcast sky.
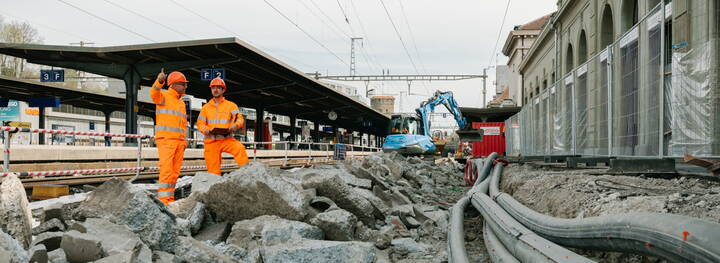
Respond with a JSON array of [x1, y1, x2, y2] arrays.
[[1, 0, 556, 113]]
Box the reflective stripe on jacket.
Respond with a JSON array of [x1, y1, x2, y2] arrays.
[[197, 97, 244, 142], [151, 80, 187, 139]]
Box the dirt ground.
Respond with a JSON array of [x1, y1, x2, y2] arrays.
[[500, 162, 720, 262]]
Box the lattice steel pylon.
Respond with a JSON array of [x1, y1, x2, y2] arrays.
[[350, 37, 363, 76]]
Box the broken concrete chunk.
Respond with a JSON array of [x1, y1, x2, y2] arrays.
[[0, 229, 29, 263], [191, 172, 225, 195], [202, 163, 310, 222], [261, 219, 324, 245], [227, 215, 323, 250], [28, 244, 48, 263], [261, 239, 376, 263], [32, 218, 66, 235], [47, 248, 67, 263], [0, 174, 34, 249], [302, 172, 375, 225], [353, 188, 389, 221], [72, 178, 179, 253], [372, 186, 412, 207], [69, 218, 151, 262], [204, 241, 247, 262], [31, 231, 64, 252], [187, 202, 206, 235], [167, 192, 201, 219], [309, 196, 339, 212], [310, 209, 357, 241], [173, 236, 235, 263], [390, 238, 432, 259], [61, 230, 105, 263], [193, 221, 231, 243], [152, 251, 180, 263], [93, 251, 136, 263]]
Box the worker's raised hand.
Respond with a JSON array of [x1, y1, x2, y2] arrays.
[[156, 68, 167, 83], [228, 123, 238, 133]]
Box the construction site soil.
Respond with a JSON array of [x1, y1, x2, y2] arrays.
[[502, 163, 720, 262]]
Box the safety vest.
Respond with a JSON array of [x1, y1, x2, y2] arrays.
[[197, 97, 244, 141], [151, 80, 187, 139]]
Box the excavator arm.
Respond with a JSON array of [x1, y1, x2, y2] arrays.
[[415, 91, 483, 142]]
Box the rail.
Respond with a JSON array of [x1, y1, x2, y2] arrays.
[[1, 126, 381, 180]]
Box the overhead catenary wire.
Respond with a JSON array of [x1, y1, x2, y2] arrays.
[[262, 0, 350, 67], [396, 0, 430, 94], [102, 0, 194, 39], [164, 0, 321, 71], [488, 0, 511, 67], [349, 0, 385, 71], [0, 10, 91, 41], [378, 0, 420, 75], [56, 0, 155, 42]]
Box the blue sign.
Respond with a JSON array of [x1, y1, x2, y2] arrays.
[[28, 98, 61, 108], [40, 70, 64, 82], [0, 100, 20, 122], [322, 127, 334, 133], [200, 68, 213, 81], [212, 68, 225, 80], [200, 68, 225, 81]]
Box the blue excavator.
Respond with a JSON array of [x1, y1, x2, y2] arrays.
[[382, 91, 483, 155]]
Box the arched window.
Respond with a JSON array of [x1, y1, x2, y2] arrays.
[[578, 30, 588, 64], [600, 4, 615, 48], [565, 44, 574, 74], [621, 0, 639, 33]]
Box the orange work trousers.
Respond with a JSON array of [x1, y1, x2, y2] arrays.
[[157, 138, 186, 205], [204, 138, 249, 175]]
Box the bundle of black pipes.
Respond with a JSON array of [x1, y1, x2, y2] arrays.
[[447, 152, 720, 262]]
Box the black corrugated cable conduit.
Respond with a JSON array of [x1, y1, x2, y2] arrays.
[[489, 158, 720, 263], [449, 153, 593, 263], [469, 164, 594, 262]]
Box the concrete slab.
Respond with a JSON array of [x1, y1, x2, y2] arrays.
[[608, 158, 677, 174]]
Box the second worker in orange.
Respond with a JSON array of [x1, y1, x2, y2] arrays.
[[197, 77, 249, 175]]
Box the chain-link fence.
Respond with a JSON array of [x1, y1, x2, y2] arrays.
[[506, 3, 720, 159]]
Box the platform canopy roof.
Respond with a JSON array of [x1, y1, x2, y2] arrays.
[[0, 37, 389, 135]]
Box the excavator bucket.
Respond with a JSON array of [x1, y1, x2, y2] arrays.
[[456, 128, 483, 142]]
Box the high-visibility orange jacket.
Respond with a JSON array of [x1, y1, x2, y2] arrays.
[[151, 80, 187, 139], [196, 97, 244, 141]]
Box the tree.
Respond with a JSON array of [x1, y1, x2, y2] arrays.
[[0, 19, 43, 77]]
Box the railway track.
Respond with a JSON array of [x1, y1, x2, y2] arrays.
[[19, 158, 336, 188]]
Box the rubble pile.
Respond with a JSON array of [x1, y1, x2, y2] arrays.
[[2, 152, 468, 263]]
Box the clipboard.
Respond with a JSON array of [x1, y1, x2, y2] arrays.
[[209, 113, 238, 135]]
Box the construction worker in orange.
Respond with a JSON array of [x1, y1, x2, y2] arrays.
[[196, 77, 249, 175], [151, 68, 188, 205]]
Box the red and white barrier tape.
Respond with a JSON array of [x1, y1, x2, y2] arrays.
[[1, 126, 148, 139]]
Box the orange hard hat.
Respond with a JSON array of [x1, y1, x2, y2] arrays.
[[209, 77, 226, 90], [167, 71, 189, 86]]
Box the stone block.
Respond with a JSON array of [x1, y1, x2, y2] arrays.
[[72, 179, 179, 253], [0, 229, 29, 263], [201, 163, 310, 222], [32, 218, 66, 235], [302, 172, 375, 225], [0, 174, 33, 249], [173, 236, 235, 263], [31, 232, 64, 252], [28, 244, 48, 263], [61, 230, 105, 263], [193, 222, 231, 243], [261, 239, 376, 263], [310, 209, 357, 241]]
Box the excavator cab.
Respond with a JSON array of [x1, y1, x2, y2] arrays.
[[388, 114, 423, 135]]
